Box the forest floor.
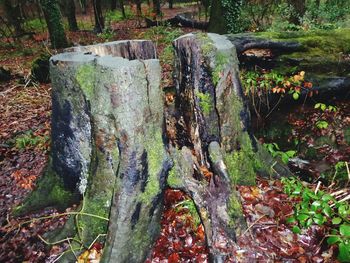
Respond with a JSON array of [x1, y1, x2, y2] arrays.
[[1, 3, 350, 263]]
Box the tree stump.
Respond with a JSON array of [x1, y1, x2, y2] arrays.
[[166, 33, 291, 261], [16, 40, 171, 262], [15, 36, 291, 262]]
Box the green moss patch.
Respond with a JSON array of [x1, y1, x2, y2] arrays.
[[13, 167, 78, 216]]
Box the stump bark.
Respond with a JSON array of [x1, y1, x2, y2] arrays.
[[15, 35, 291, 262]]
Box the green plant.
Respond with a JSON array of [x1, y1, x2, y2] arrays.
[[313, 103, 337, 129], [316, 120, 329, 129], [98, 28, 114, 41], [197, 91, 212, 115], [314, 103, 337, 112], [14, 131, 49, 150], [175, 199, 201, 227], [264, 143, 296, 164], [282, 177, 350, 262], [241, 69, 313, 117], [105, 7, 134, 24]]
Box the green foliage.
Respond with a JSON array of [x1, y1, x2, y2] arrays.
[[142, 25, 182, 72], [331, 161, 350, 185], [98, 28, 114, 41], [315, 120, 329, 129], [282, 177, 350, 262], [175, 199, 201, 227], [212, 52, 229, 85], [14, 130, 49, 150], [314, 103, 337, 112], [196, 91, 212, 115], [23, 18, 46, 32], [264, 143, 296, 164], [105, 7, 134, 24], [241, 70, 312, 117], [221, 0, 243, 33]]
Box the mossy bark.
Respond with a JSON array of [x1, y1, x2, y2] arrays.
[[40, 0, 68, 49], [167, 33, 286, 261], [17, 40, 171, 262], [15, 35, 292, 262]]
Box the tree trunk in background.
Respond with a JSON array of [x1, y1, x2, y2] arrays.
[[3, 0, 24, 36], [120, 0, 126, 18], [288, 0, 306, 24], [93, 0, 104, 33], [208, 0, 227, 34], [169, 0, 173, 9], [152, 0, 161, 15], [110, 0, 117, 10], [135, 0, 142, 16], [63, 0, 79, 31], [80, 0, 87, 14], [39, 0, 68, 49]]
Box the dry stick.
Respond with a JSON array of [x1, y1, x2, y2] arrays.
[[314, 181, 321, 194], [38, 235, 82, 246], [346, 162, 350, 181], [242, 214, 266, 237], [67, 237, 79, 261], [88, 233, 107, 250], [4, 211, 109, 233]]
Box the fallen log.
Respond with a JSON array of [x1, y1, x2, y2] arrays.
[[145, 13, 208, 29]]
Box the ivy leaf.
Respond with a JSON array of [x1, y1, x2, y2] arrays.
[[292, 225, 301, 234], [293, 92, 299, 100], [332, 217, 342, 225], [297, 213, 309, 222], [322, 204, 332, 217], [339, 224, 350, 236], [338, 242, 350, 262], [286, 216, 297, 224], [313, 213, 325, 225], [327, 236, 341, 245]]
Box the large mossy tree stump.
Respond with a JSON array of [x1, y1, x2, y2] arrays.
[[16, 40, 171, 262], [166, 33, 291, 261], [16, 36, 291, 262]]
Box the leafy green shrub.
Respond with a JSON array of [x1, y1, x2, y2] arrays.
[[23, 18, 46, 32], [282, 177, 350, 262], [241, 70, 314, 117], [264, 143, 296, 164], [105, 7, 134, 24]]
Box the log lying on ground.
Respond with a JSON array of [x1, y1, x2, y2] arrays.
[[226, 33, 302, 56], [15, 40, 171, 262], [145, 13, 208, 29], [166, 33, 291, 261]]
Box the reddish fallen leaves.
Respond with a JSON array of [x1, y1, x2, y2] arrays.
[[233, 179, 336, 262], [146, 189, 209, 262]]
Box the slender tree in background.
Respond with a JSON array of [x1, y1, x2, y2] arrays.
[[110, 0, 117, 10], [208, 0, 227, 34], [2, 0, 25, 36], [80, 0, 87, 14], [152, 0, 161, 15], [208, 0, 243, 34], [63, 0, 79, 31], [288, 0, 306, 25], [39, 0, 68, 48], [120, 0, 126, 18], [168, 0, 173, 9], [135, 0, 142, 16], [93, 0, 104, 33]]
